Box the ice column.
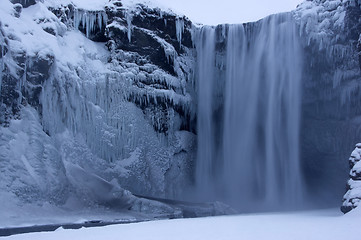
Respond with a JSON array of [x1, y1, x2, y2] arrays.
[[126, 10, 133, 43], [0, 45, 4, 94], [176, 18, 184, 48]]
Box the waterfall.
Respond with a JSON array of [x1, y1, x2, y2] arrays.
[[195, 13, 303, 211]]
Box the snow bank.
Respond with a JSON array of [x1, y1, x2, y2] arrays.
[[3, 209, 361, 240]]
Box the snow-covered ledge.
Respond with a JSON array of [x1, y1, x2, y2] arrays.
[[341, 143, 361, 213]]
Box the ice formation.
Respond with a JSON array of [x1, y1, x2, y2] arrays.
[[126, 10, 133, 43], [294, 0, 361, 106], [74, 9, 108, 38], [0, 39, 4, 94], [0, 0, 196, 218], [175, 18, 184, 48]]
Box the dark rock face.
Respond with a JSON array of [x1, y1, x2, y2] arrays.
[[0, 22, 23, 124], [0, 22, 54, 125], [105, 1, 195, 134], [105, 2, 193, 76], [10, 0, 36, 8], [24, 54, 54, 108]]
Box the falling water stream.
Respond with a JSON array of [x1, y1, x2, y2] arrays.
[[195, 13, 303, 211]]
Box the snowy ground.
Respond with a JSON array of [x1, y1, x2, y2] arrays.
[[3, 208, 361, 240]]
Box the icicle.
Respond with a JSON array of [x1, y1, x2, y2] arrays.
[[82, 11, 87, 34], [319, 38, 324, 50], [98, 12, 103, 30], [175, 18, 184, 48], [74, 9, 80, 30], [16, 57, 28, 106], [332, 69, 343, 88], [126, 10, 133, 43], [0, 44, 4, 94], [73, 9, 107, 39]]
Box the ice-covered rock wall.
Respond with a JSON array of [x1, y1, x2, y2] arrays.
[[294, 0, 361, 205], [0, 0, 196, 213]]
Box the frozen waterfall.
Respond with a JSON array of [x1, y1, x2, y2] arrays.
[[195, 13, 304, 211], [74, 9, 108, 38]]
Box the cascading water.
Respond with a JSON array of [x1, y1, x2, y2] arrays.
[[195, 13, 303, 211]]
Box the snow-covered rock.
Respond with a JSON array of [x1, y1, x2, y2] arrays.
[[341, 144, 361, 213]]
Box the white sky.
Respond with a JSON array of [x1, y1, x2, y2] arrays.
[[154, 0, 305, 25]]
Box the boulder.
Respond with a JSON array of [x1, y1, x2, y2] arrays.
[[341, 144, 361, 213]]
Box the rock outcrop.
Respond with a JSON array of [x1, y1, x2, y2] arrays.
[[341, 143, 361, 213]]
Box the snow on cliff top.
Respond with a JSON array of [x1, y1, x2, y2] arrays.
[[44, 0, 108, 10], [121, 0, 169, 10], [45, 0, 180, 14], [0, 0, 109, 74]]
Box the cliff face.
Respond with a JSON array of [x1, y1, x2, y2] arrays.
[[0, 0, 196, 213], [1, 0, 361, 214], [294, 0, 361, 204]]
